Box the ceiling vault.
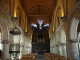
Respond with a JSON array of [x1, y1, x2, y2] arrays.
[[20, 0, 58, 27]]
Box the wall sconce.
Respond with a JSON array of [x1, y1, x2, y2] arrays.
[[11, 17, 18, 21], [24, 32, 28, 36], [60, 16, 67, 22], [52, 31, 55, 34]]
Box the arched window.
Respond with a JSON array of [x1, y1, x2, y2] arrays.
[[56, 7, 62, 26]]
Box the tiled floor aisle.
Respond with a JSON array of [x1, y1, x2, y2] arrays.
[[35, 54, 46, 60]]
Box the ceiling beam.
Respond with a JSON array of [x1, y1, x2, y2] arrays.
[[27, 14, 53, 16]]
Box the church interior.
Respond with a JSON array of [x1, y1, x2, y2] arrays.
[[0, 0, 80, 60]]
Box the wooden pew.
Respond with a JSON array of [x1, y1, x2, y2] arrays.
[[44, 53, 75, 60], [21, 53, 38, 60]]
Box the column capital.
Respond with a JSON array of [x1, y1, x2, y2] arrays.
[[1, 40, 9, 44], [69, 39, 77, 43]]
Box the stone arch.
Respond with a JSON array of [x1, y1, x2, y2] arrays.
[[56, 7, 62, 26], [17, 7, 23, 27], [70, 18, 79, 40], [55, 7, 62, 30], [69, 18, 79, 60], [0, 7, 10, 60], [0, 15, 9, 42], [56, 7, 61, 17]]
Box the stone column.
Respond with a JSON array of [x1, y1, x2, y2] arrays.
[[68, 40, 79, 60], [1, 40, 10, 60], [71, 42, 79, 60]]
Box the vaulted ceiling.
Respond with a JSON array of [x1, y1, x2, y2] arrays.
[[19, 0, 58, 41], [20, 0, 58, 26]]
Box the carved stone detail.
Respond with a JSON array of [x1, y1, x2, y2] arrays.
[[1, 40, 9, 44], [69, 39, 77, 43], [60, 43, 67, 45]]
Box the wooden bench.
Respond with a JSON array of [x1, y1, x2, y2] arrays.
[[21, 53, 38, 60], [44, 53, 74, 60]]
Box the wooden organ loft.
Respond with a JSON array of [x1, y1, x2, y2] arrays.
[[32, 24, 50, 54]]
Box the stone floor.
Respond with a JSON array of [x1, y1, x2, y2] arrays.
[[35, 54, 46, 60]]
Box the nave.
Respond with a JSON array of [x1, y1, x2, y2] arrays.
[[35, 54, 46, 60], [1, 0, 80, 60]]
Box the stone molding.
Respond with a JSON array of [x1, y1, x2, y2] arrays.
[[1, 40, 9, 44], [60, 43, 67, 45], [69, 39, 77, 43]]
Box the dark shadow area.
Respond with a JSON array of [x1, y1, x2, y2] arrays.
[[32, 43, 50, 54], [0, 50, 1, 59]]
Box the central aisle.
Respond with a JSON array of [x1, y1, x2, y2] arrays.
[[35, 54, 46, 60]]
